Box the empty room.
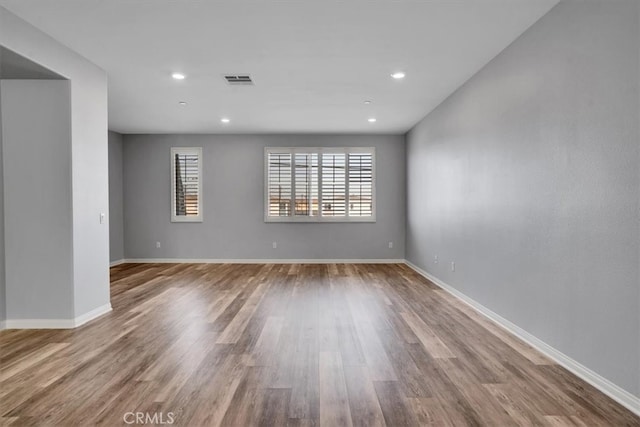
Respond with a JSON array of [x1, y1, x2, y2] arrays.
[[0, 0, 639, 425]]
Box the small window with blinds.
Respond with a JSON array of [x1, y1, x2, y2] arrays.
[[265, 147, 375, 222], [171, 147, 203, 222]]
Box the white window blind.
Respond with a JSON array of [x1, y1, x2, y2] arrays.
[[171, 147, 202, 222], [348, 152, 373, 217], [321, 153, 346, 216], [265, 147, 375, 222], [294, 153, 319, 216], [267, 152, 292, 217]]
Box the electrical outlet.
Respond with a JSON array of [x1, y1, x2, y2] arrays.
[[388, 241, 393, 249], [156, 241, 161, 249], [434, 255, 438, 264], [272, 241, 277, 249], [451, 261, 455, 272]]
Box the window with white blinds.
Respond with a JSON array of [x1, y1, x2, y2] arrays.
[[171, 147, 203, 222], [348, 152, 373, 217], [265, 147, 375, 222], [322, 153, 346, 217]]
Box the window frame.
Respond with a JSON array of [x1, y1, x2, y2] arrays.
[[264, 146, 376, 223], [171, 146, 203, 223]]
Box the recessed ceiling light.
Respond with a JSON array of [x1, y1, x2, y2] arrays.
[[178, 101, 187, 106], [364, 100, 372, 105], [391, 71, 406, 79], [221, 118, 230, 123], [368, 118, 377, 123], [171, 72, 186, 80]]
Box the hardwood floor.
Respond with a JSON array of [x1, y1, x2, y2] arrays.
[[1, 263, 638, 426]]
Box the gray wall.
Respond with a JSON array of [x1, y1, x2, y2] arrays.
[[406, 0, 639, 397], [123, 134, 405, 260], [109, 131, 124, 263], [0, 80, 4, 324], [1, 80, 74, 319], [1, 5, 110, 319]]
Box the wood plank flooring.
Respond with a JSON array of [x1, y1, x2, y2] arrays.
[[1, 263, 638, 426]]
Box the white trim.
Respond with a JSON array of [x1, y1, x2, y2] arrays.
[[3, 303, 112, 330], [264, 216, 377, 223], [4, 318, 75, 329], [0, 320, 6, 330], [404, 260, 640, 417], [122, 258, 404, 264], [110, 259, 126, 267], [74, 303, 112, 327]]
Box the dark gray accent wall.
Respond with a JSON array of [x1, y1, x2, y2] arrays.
[[406, 0, 639, 397], [123, 134, 405, 260], [109, 131, 124, 263]]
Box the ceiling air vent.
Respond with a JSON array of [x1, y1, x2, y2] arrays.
[[224, 74, 253, 85]]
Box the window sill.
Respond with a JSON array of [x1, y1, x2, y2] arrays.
[[171, 217, 203, 223], [265, 216, 376, 223]]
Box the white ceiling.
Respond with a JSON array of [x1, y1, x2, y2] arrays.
[[0, 0, 558, 134]]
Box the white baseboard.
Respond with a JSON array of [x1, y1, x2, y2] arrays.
[[122, 258, 405, 264], [110, 259, 126, 267], [3, 303, 112, 330], [0, 320, 6, 330], [73, 303, 112, 327], [5, 318, 76, 329], [404, 260, 640, 417]]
